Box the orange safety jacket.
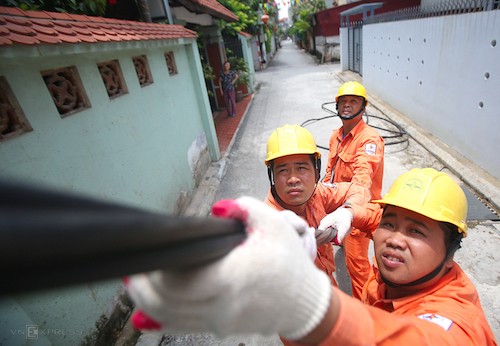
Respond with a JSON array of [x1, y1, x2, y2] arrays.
[[323, 119, 384, 201], [312, 262, 497, 345], [323, 119, 385, 299], [265, 182, 381, 285]]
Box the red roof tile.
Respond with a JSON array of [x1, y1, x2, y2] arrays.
[[0, 6, 197, 47], [0, 36, 12, 45]]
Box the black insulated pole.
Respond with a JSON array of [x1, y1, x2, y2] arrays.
[[0, 180, 245, 295]]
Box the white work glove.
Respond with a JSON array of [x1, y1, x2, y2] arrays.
[[316, 207, 353, 246], [126, 197, 331, 340], [279, 209, 317, 260]]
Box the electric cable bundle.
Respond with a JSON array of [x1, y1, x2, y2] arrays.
[[301, 101, 409, 150]]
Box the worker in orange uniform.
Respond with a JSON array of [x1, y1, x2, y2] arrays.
[[126, 168, 496, 345], [263, 124, 381, 288], [322, 80, 384, 299]]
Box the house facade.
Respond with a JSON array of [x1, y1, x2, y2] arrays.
[[0, 6, 221, 344]]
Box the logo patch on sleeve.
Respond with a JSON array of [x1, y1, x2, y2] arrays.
[[365, 143, 377, 156], [418, 313, 453, 331]]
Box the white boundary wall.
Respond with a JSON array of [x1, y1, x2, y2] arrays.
[[361, 10, 500, 180]]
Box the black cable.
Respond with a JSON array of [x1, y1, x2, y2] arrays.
[[301, 101, 409, 148], [0, 179, 246, 295], [301, 115, 336, 128]]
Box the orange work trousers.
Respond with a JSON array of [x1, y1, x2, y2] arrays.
[[344, 228, 372, 300]]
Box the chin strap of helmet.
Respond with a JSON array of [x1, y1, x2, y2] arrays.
[[381, 234, 462, 288]]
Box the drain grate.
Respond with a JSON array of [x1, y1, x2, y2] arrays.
[[462, 185, 500, 221]]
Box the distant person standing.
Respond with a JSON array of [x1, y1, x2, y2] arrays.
[[218, 61, 239, 117]]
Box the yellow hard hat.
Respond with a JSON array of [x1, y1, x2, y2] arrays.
[[373, 168, 468, 236], [336, 81, 368, 104], [265, 125, 321, 165]]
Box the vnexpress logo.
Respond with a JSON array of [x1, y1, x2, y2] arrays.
[[26, 325, 38, 339]]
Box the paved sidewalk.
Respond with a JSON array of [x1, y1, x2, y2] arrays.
[[181, 93, 254, 219], [213, 93, 253, 154]]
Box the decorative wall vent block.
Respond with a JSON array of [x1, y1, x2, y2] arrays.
[[133, 55, 153, 87], [41, 66, 91, 118], [164, 51, 178, 76], [97, 60, 128, 99], [0, 77, 33, 141]]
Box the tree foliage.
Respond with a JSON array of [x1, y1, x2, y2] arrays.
[[218, 0, 257, 35], [2, 0, 108, 16], [289, 0, 325, 38], [218, 0, 280, 37]]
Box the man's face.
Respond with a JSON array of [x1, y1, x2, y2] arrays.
[[273, 154, 317, 206], [337, 95, 364, 119], [374, 206, 448, 288]]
